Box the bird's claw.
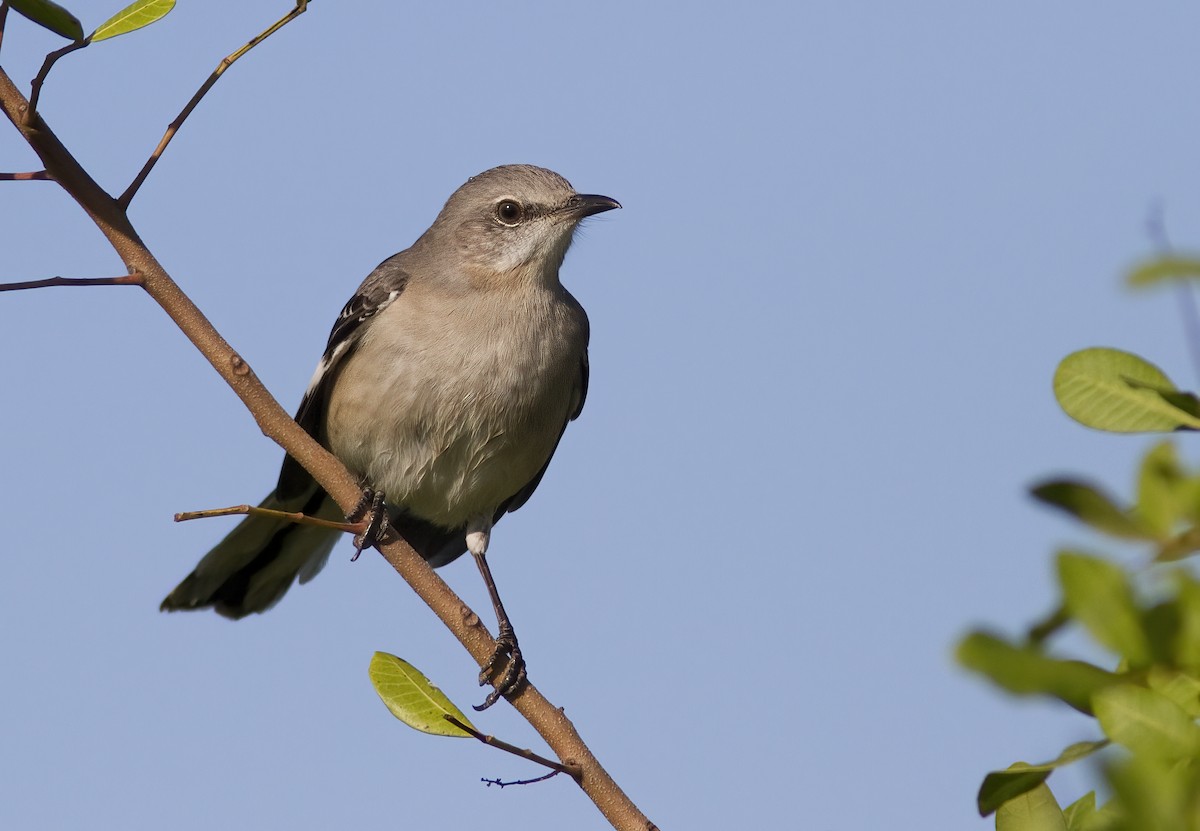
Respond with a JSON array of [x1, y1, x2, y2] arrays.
[[349, 488, 389, 561], [474, 623, 526, 711]]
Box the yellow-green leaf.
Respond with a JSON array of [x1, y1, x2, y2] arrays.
[[1127, 255, 1200, 289], [368, 652, 475, 737], [91, 0, 174, 42], [995, 781, 1068, 831], [9, 0, 84, 40], [977, 741, 1108, 817], [1057, 551, 1151, 666], [1093, 683, 1200, 759], [1053, 348, 1200, 433], [1136, 441, 1184, 537], [1030, 479, 1154, 541], [956, 630, 1118, 713]]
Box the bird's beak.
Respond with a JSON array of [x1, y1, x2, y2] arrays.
[[565, 193, 622, 219]]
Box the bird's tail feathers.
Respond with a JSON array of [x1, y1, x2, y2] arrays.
[[161, 488, 341, 619]]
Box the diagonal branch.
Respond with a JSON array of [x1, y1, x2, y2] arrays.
[[117, 0, 309, 208], [0, 55, 655, 831]]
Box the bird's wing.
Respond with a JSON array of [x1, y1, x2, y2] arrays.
[[275, 257, 411, 500], [493, 350, 589, 519]]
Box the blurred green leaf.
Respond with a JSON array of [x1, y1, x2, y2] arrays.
[[1030, 480, 1154, 540], [1127, 255, 1200, 288], [995, 781, 1068, 831], [1141, 601, 1181, 665], [1053, 348, 1200, 432], [978, 742, 1109, 816], [1135, 442, 1184, 537], [1106, 752, 1193, 830], [9, 0, 84, 40], [1057, 552, 1151, 665], [91, 0, 175, 42], [1061, 792, 1100, 831], [1155, 527, 1200, 563], [1146, 667, 1200, 717], [1175, 573, 1200, 667], [368, 652, 475, 737], [1093, 684, 1200, 759], [957, 631, 1119, 713]]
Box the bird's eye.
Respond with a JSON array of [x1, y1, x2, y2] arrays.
[[495, 199, 524, 226]]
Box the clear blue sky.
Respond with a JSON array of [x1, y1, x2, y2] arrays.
[[3, 2, 1200, 828]]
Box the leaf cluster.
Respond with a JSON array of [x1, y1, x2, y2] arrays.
[[960, 256, 1200, 830]]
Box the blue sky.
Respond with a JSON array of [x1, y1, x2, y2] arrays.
[[3, 2, 1200, 828]]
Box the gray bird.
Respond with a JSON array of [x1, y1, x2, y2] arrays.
[[162, 164, 620, 708]]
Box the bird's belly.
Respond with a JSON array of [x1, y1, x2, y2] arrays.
[[326, 345, 575, 529]]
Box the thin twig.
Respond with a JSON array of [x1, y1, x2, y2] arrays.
[[1147, 200, 1200, 385], [118, 0, 309, 208], [0, 169, 51, 180], [26, 38, 90, 122], [0, 274, 142, 292], [174, 502, 361, 535], [482, 771, 561, 788], [444, 715, 582, 780], [0, 2, 10, 57]]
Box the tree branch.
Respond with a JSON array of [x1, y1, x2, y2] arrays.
[[118, 0, 309, 208], [0, 41, 655, 831]]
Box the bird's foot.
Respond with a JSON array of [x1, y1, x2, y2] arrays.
[[474, 621, 526, 711], [348, 488, 389, 561]]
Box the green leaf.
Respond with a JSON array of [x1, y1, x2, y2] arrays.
[[1053, 348, 1200, 432], [1174, 572, 1200, 667], [1127, 255, 1200, 288], [1146, 667, 1200, 717], [9, 0, 84, 40], [1061, 793, 1095, 831], [1030, 480, 1154, 540], [368, 652, 475, 737], [91, 0, 175, 42], [1135, 441, 1184, 537], [977, 741, 1108, 816], [995, 781, 1068, 831], [956, 631, 1119, 713], [1106, 750, 1193, 828], [1057, 551, 1150, 665], [1093, 683, 1200, 759]]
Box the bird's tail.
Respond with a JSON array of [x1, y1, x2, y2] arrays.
[[161, 488, 342, 619]]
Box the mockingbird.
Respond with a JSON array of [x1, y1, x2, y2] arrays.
[[162, 164, 620, 708]]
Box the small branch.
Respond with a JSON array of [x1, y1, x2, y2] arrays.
[[174, 502, 362, 535], [444, 715, 582, 780], [118, 0, 309, 208], [0, 2, 9, 57], [483, 771, 561, 788], [0, 169, 51, 180], [0, 273, 142, 292], [26, 38, 90, 122]]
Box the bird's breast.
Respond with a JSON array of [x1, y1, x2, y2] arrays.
[[324, 287, 587, 528]]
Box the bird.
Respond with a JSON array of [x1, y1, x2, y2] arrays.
[[162, 164, 620, 708]]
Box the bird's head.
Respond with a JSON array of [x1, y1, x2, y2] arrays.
[[428, 164, 620, 289]]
